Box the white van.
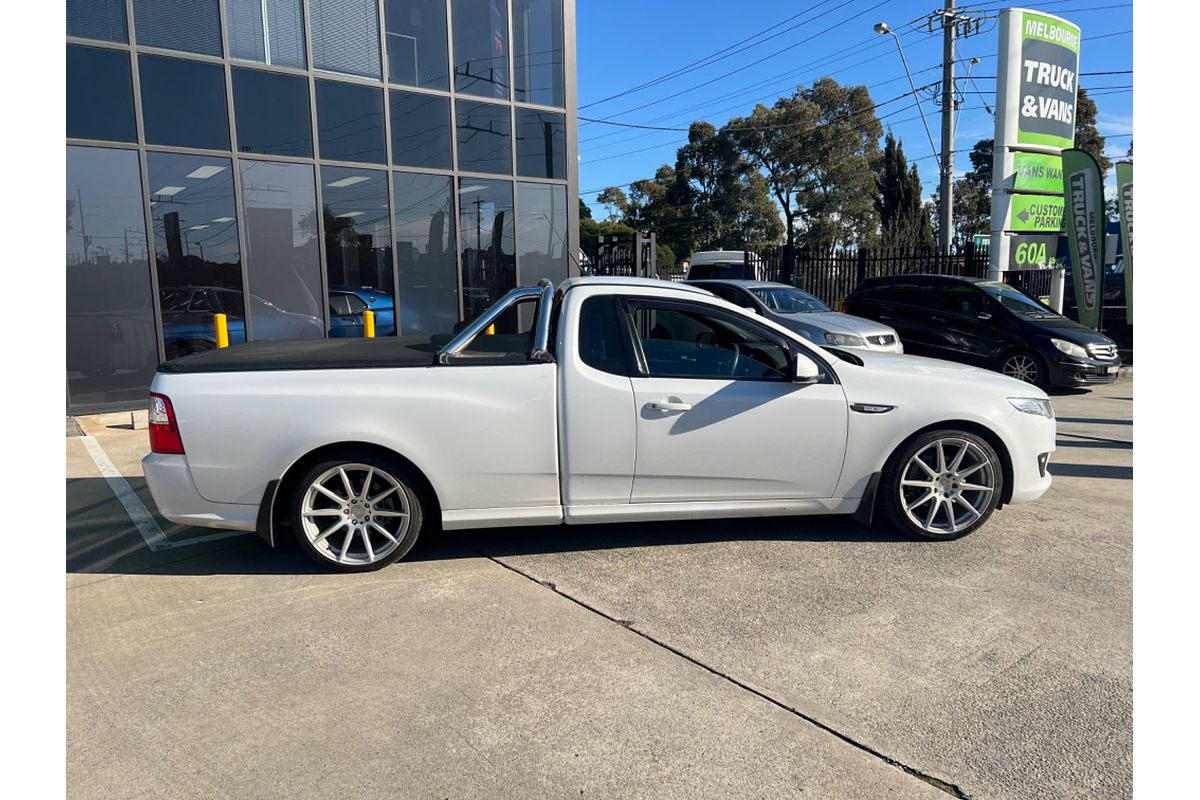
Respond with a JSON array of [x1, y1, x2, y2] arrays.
[[684, 250, 764, 280]]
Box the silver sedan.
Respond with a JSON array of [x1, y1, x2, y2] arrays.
[[686, 280, 904, 353]]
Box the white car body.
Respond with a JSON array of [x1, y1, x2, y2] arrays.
[[144, 278, 1055, 549]]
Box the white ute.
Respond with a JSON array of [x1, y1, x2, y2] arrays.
[[144, 277, 1056, 572]]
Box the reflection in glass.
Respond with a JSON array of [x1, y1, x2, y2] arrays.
[[133, 0, 222, 56], [316, 80, 387, 164], [321, 167, 396, 337], [459, 178, 514, 326], [68, 0, 128, 43], [233, 68, 313, 158], [67, 146, 157, 409], [515, 108, 566, 179], [517, 182, 568, 285], [310, 0, 382, 78], [147, 152, 244, 358], [239, 161, 324, 341], [227, 0, 308, 69], [384, 0, 449, 90], [456, 100, 512, 175], [139, 55, 230, 151], [394, 172, 457, 336], [67, 45, 136, 143], [390, 90, 451, 170], [452, 0, 509, 99], [513, 0, 564, 107]]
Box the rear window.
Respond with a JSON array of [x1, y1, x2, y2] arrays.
[[688, 262, 750, 280]]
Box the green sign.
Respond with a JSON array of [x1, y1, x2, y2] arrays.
[[1017, 12, 1081, 149], [1061, 149, 1105, 330], [1012, 151, 1063, 193], [1115, 161, 1132, 325], [1006, 233, 1068, 269], [1007, 194, 1065, 233]]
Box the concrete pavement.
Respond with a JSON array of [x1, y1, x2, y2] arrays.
[[66, 374, 1132, 799]]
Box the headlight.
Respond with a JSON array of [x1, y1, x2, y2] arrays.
[[1051, 338, 1088, 359], [824, 332, 865, 347], [1008, 397, 1054, 418]]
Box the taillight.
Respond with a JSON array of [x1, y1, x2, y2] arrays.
[[149, 393, 185, 454]]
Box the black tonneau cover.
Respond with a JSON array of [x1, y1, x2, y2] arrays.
[[158, 336, 445, 374]]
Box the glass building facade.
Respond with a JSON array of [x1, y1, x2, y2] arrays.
[[66, 0, 578, 413]]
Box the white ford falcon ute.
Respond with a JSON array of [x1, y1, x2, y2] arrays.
[[144, 277, 1055, 572]]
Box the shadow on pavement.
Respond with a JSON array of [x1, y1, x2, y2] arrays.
[[1057, 416, 1133, 426], [1055, 439, 1133, 450], [67, 476, 911, 578], [1048, 463, 1133, 480]]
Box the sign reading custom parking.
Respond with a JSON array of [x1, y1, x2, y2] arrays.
[[1017, 13, 1081, 149], [1061, 148, 1105, 329], [1006, 194, 1065, 233]]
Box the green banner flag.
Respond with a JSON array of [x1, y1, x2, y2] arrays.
[[1061, 149, 1105, 330], [1115, 161, 1132, 326]]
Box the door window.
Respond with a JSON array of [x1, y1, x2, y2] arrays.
[[630, 303, 789, 380], [936, 284, 985, 316], [577, 296, 628, 376]]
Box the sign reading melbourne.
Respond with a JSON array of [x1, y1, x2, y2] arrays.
[[1018, 12, 1081, 149]]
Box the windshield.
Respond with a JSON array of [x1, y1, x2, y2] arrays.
[[978, 281, 1060, 318], [749, 286, 831, 313]]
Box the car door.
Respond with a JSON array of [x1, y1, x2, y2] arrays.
[[929, 283, 1012, 367], [872, 278, 942, 357], [623, 297, 849, 502]]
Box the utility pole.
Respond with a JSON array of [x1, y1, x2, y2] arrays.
[[916, 2, 983, 252], [939, 0, 956, 253]]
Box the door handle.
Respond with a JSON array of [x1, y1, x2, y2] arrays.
[[931, 315, 946, 323], [647, 401, 693, 413], [878, 314, 893, 320]]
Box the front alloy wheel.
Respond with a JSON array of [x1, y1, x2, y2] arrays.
[[881, 431, 1003, 539], [1001, 352, 1041, 385], [293, 457, 423, 571]]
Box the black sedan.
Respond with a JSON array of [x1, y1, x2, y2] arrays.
[[842, 274, 1122, 388]]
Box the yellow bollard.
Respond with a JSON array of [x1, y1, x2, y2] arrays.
[[363, 310, 376, 338], [485, 323, 495, 336], [213, 313, 230, 349]]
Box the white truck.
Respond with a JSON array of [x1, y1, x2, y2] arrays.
[[144, 277, 1056, 572]]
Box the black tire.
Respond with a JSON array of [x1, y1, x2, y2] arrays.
[[998, 349, 1047, 388], [290, 451, 424, 572], [880, 429, 1004, 541]]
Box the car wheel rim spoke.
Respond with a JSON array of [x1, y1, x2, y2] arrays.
[[300, 463, 411, 565], [900, 438, 995, 535], [1004, 355, 1037, 383]]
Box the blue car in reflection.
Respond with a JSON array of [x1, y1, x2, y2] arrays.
[[161, 286, 394, 360]]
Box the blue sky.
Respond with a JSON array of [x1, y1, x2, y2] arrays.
[[576, 0, 1133, 217]]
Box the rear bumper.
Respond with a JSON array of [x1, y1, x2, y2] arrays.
[[142, 453, 258, 531]]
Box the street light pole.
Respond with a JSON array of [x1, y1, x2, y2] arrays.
[[874, 22, 939, 171]]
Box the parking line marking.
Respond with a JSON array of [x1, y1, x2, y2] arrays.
[[80, 435, 172, 552], [79, 435, 248, 552]]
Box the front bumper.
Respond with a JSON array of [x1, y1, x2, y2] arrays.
[[143, 453, 259, 531], [1045, 356, 1122, 387], [1003, 409, 1056, 504]]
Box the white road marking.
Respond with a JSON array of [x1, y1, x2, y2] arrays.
[[79, 436, 247, 551]]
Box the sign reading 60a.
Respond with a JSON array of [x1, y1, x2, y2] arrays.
[[1006, 233, 1067, 269]]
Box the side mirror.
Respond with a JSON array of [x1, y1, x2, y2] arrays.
[[977, 311, 992, 321], [792, 352, 820, 385]]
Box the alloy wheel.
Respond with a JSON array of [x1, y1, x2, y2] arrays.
[[1002, 353, 1040, 384], [299, 463, 411, 566], [899, 438, 996, 535]]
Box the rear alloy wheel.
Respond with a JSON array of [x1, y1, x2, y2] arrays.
[[1000, 351, 1043, 386], [292, 457, 423, 571], [881, 431, 1003, 540]]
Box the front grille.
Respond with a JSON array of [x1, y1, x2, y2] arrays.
[[1087, 343, 1118, 360], [867, 334, 896, 346]]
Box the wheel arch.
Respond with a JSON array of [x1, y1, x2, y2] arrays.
[[262, 441, 443, 548], [885, 419, 1015, 508]]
